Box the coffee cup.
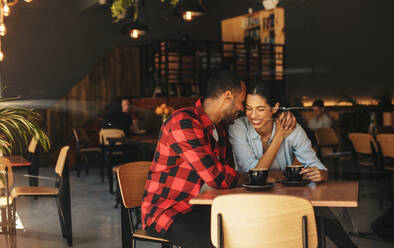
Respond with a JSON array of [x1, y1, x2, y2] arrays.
[[248, 168, 269, 186], [283, 165, 304, 181]]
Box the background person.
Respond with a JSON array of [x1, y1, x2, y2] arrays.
[[308, 99, 333, 131]]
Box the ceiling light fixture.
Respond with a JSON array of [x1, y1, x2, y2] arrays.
[[173, 0, 205, 22], [121, 20, 148, 39]]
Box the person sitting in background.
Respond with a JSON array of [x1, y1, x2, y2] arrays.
[[307, 99, 333, 131], [103, 97, 144, 135]]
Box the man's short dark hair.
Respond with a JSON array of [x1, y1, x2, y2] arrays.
[[205, 69, 242, 98], [312, 99, 324, 108]]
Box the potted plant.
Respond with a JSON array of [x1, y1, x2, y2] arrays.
[[0, 98, 50, 185], [110, 0, 180, 22]]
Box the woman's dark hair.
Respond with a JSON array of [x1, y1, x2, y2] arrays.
[[247, 79, 282, 107]]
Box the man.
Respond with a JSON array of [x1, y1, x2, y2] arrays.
[[103, 97, 141, 135], [307, 99, 333, 131], [141, 70, 247, 248]]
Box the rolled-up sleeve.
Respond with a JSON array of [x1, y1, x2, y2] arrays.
[[290, 124, 327, 170], [228, 119, 259, 173]]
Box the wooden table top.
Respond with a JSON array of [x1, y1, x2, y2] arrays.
[[190, 181, 359, 208], [0, 155, 31, 167]]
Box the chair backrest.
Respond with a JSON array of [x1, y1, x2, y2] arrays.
[[28, 136, 38, 154], [376, 134, 394, 158], [211, 194, 318, 248], [315, 128, 339, 147], [99, 128, 125, 146], [0, 158, 13, 189], [72, 128, 80, 143], [117, 161, 151, 209], [348, 133, 377, 155], [55, 146, 70, 176]]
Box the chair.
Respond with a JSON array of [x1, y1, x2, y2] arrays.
[[116, 161, 177, 248], [315, 128, 342, 178], [376, 134, 394, 207], [26, 137, 40, 187], [348, 133, 383, 207], [73, 128, 101, 177], [99, 128, 125, 193], [0, 158, 16, 248], [314, 128, 340, 158], [11, 146, 73, 246], [211, 194, 317, 248]]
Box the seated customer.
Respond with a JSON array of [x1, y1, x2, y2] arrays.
[[103, 97, 143, 135], [308, 99, 333, 131], [141, 70, 248, 248], [228, 81, 357, 248]]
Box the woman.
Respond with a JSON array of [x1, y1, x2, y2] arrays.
[[229, 81, 357, 248], [229, 82, 327, 182]]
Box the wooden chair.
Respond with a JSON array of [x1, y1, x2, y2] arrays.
[[73, 128, 101, 177], [211, 194, 318, 248], [0, 158, 16, 248], [116, 161, 177, 248], [25, 137, 41, 187], [348, 133, 384, 207], [376, 134, 394, 206], [11, 146, 73, 246], [315, 128, 342, 178], [99, 128, 125, 193], [314, 128, 340, 158]]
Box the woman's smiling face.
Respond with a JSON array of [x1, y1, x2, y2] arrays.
[[245, 94, 278, 130]]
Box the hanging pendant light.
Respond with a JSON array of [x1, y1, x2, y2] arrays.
[[121, 20, 148, 39], [173, 0, 205, 22]]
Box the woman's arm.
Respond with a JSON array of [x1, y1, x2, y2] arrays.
[[255, 112, 296, 169]]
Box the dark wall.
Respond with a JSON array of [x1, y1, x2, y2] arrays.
[[2, 0, 393, 101], [220, 0, 394, 100], [1, 0, 221, 100]]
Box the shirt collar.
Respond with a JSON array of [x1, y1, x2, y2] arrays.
[[249, 119, 277, 143], [194, 99, 215, 129]]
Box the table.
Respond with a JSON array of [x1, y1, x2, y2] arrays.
[[190, 181, 359, 207], [1, 155, 30, 167], [106, 135, 157, 193], [190, 180, 359, 248]]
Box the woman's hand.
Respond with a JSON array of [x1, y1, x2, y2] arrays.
[[300, 167, 328, 182], [275, 112, 296, 139]]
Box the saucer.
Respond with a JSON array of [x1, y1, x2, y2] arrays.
[[281, 179, 311, 186], [242, 182, 276, 191]]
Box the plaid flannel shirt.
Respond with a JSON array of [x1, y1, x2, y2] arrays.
[[141, 99, 239, 235]]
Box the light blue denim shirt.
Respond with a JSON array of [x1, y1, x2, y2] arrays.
[[228, 116, 327, 173]]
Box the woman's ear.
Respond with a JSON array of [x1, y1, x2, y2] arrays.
[[272, 102, 280, 114]]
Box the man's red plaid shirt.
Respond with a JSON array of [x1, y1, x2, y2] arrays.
[[141, 99, 239, 235]]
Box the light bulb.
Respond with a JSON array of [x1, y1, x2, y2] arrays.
[[3, 4, 10, 17], [0, 50, 4, 61], [182, 11, 194, 22], [24, 0, 33, 3], [0, 23, 6, 36], [130, 29, 139, 39]]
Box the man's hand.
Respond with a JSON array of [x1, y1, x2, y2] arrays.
[[300, 167, 328, 182]]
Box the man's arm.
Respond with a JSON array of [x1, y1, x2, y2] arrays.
[[168, 117, 238, 189]]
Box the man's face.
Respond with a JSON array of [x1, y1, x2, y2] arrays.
[[121, 100, 130, 113], [312, 106, 323, 117], [222, 82, 246, 123]]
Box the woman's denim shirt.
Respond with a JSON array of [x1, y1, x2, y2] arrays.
[[228, 117, 327, 173]]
